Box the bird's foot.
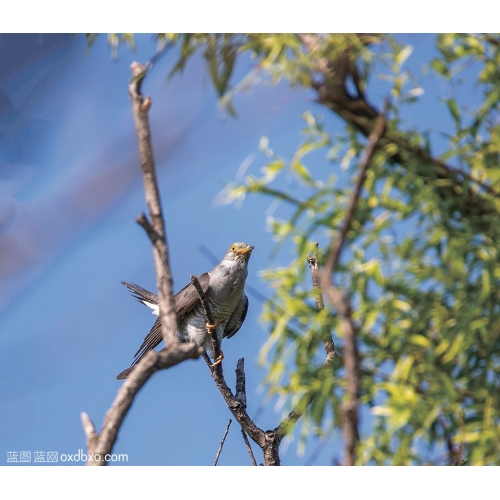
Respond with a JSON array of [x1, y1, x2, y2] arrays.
[[210, 351, 224, 367], [206, 321, 219, 332]]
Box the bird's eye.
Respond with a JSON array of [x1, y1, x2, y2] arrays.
[[231, 245, 236, 252]]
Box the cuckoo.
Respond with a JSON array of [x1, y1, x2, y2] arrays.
[[116, 242, 253, 379]]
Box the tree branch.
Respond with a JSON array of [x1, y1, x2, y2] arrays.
[[235, 358, 247, 408], [190, 274, 222, 374], [299, 33, 500, 233], [214, 419, 232, 466], [275, 243, 337, 441], [81, 60, 203, 465], [319, 107, 387, 466], [440, 416, 465, 466], [191, 276, 274, 458], [324, 104, 388, 278], [308, 243, 336, 363], [82, 344, 201, 465], [240, 428, 258, 466], [129, 61, 179, 347], [189, 277, 282, 464]]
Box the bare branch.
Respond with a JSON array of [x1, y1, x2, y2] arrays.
[[240, 428, 258, 466], [188, 276, 279, 463], [136, 212, 160, 244], [214, 419, 232, 466], [308, 244, 336, 362], [85, 345, 202, 465], [235, 358, 247, 408], [129, 62, 179, 347], [319, 107, 387, 466], [199, 241, 337, 448], [188, 277, 281, 464], [275, 244, 336, 441], [190, 274, 222, 373], [440, 416, 465, 466], [81, 60, 203, 465], [204, 356, 264, 447], [80, 412, 98, 455]]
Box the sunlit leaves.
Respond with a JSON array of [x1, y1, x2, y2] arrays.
[[98, 32, 500, 464], [217, 34, 500, 463]]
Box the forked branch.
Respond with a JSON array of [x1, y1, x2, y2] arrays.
[[81, 60, 202, 465]]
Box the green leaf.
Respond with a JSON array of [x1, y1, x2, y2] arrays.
[[445, 98, 461, 125], [408, 335, 431, 348], [431, 58, 449, 77], [396, 45, 413, 67]]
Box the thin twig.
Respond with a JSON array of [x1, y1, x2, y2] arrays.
[[439, 416, 465, 466], [214, 419, 232, 466], [189, 280, 279, 463], [276, 243, 337, 440], [241, 428, 258, 466], [136, 213, 160, 244], [308, 243, 336, 362], [190, 275, 223, 376]]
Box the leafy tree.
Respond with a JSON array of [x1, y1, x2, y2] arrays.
[[95, 33, 500, 465]]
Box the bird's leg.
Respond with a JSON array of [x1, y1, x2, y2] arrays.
[[210, 350, 224, 367]]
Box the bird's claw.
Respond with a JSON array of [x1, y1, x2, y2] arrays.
[[206, 321, 219, 331], [210, 351, 224, 367]]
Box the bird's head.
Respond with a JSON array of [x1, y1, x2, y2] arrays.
[[225, 242, 254, 263]]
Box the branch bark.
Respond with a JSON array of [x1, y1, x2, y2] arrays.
[[192, 251, 339, 464], [214, 419, 232, 466], [129, 62, 179, 347], [81, 345, 201, 465], [298, 33, 500, 233], [81, 60, 202, 465], [320, 106, 388, 466], [241, 428, 258, 466], [324, 106, 387, 279], [190, 274, 222, 374], [190, 276, 282, 465], [276, 243, 336, 441]]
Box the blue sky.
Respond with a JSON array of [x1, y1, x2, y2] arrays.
[[0, 34, 344, 466], [0, 33, 484, 466]]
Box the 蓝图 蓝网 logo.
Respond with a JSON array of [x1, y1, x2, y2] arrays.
[[7, 451, 58, 463], [6, 449, 128, 463]]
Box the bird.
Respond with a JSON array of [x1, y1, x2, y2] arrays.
[[116, 242, 254, 379]]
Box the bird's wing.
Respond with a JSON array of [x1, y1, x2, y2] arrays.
[[174, 272, 210, 318], [132, 316, 162, 360], [223, 292, 249, 339], [116, 317, 162, 379], [116, 273, 211, 380]]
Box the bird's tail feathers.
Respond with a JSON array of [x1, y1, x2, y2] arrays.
[[121, 281, 158, 306], [116, 366, 135, 380]]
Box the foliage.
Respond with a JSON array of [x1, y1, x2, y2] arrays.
[[94, 33, 500, 465]]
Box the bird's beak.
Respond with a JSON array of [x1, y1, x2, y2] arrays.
[[237, 245, 254, 259]]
